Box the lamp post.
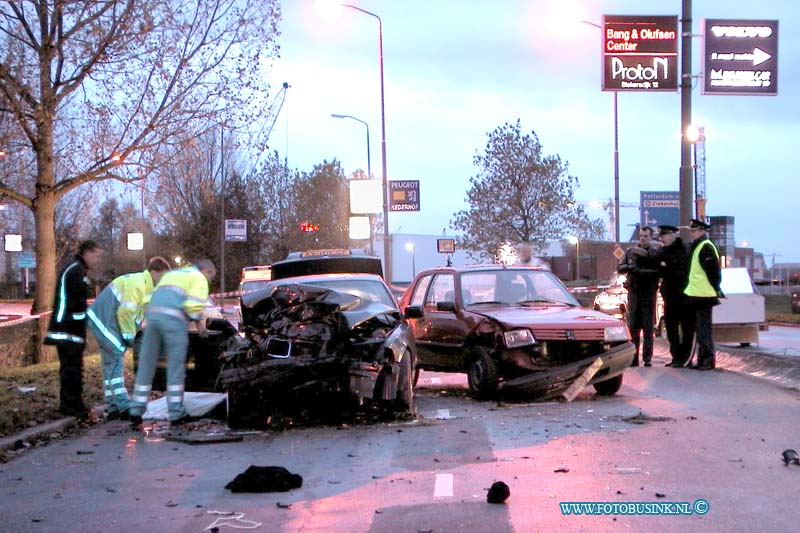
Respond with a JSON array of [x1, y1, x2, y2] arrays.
[[581, 20, 620, 243], [331, 113, 374, 254], [405, 241, 415, 279], [343, 3, 391, 282], [568, 236, 580, 281]]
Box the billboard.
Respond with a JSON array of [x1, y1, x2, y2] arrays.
[[602, 15, 679, 92], [640, 191, 679, 229], [389, 180, 420, 211], [703, 19, 778, 95]]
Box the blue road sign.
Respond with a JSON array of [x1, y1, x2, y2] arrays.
[[17, 251, 36, 268], [640, 191, 680, 229]]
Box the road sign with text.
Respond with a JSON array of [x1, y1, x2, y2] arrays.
[[703, 19, 778, 95], [640, 191, 680, 229], [389, 180, 420, 212], [602, 15, 679, 92]]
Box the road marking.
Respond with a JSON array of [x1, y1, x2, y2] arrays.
[[434, 473, 453, 498], [435, 409, 450, 420], [430, 377, 442, 384]]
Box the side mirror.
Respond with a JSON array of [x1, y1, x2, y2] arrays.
[[436, 301, 456, 313], [404, 305, 424, 319]]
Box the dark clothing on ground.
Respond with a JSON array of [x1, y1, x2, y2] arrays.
[[657, 237, 694, 365], [45, 255, 91, 416], [618, 243, 660, 364]]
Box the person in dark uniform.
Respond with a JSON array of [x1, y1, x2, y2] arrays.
[[684, 219, 723, 370], [44, 240, 104, 418], [617, 226, 661, 367], [656, 225, 694, 367]]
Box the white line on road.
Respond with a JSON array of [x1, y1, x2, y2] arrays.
[[433, 473, 454, 498]]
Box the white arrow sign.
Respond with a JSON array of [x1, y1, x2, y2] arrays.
[[752, 47, 771, 66]]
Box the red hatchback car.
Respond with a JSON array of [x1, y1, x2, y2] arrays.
[[400, 265, 635, 399]]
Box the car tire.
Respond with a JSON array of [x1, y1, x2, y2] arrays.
[[396, 350, 415, 414], [593, 374, 623, 396], [412, 366, 421, 388], [467, 347, 499, 400], [226, 387, 265, 430]]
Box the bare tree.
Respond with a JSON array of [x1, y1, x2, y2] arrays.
[[0, 0, 281, 333]]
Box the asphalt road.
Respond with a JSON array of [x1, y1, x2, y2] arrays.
[[1, 345, 799, 532]]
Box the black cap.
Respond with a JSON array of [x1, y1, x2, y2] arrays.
[[688, 218, 711, 230], [658, 225, 679, 235]]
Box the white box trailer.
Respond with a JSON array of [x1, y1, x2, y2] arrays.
[[712, 267, 766, 347]]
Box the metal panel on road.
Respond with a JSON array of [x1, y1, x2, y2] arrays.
[[602, 15, 679, 92], [703, 19, 778, 95]]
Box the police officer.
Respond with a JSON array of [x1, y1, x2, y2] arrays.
[[617, 226, 660, 367], [44, 240, 104, 419], [129, 259, 216, 426], [655, 225, 694, 367], [86, 257, 172, 419], [684, 219, 723, 370]]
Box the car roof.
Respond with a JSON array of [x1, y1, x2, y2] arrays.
[[415, 264, 551, 275], [270, 253, 383, 280]]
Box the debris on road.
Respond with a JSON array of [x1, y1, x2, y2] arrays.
[[618, 411, 675, 425], [561, 358, 603, 402], [554, 466, 570, 473], [225, 465, 303, 493], [782, 449, 800, 465], [486, 481, 510, 504], [276, 502, 292, 509], [164, 433, 243, 445], [205, 511, 262, 530]]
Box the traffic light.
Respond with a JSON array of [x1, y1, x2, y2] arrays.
[[299, 221, 319, 233]]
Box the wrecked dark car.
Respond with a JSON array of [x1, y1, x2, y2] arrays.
[[219, 270, 417, 428], [399, 265, 635, 400]]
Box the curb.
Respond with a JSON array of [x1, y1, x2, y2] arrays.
[[0, 417, 78, 452], [716, 347, 800, 393]]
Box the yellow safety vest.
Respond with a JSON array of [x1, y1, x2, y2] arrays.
[[684, 240, 719, 297]]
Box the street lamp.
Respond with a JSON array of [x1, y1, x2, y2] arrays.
[[581, 20, 620, 244], [567, 236, 580, 281], [343, 3, 391, 282], [405, 241, 415, 279], [331, 113, 374, 254]]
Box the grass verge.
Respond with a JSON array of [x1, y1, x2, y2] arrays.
[[0, 352, 134, 439]]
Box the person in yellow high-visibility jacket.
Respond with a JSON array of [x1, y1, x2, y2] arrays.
[[86, 257, 171, 419], [684, 219, 724, 370], [129, 259, 216, 426]]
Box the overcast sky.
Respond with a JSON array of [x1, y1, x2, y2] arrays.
[[266, 0, 799, 263]]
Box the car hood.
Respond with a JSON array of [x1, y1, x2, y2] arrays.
[[468, 305, 624, 329]]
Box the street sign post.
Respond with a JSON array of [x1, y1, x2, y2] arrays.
[[640, 191, 680, 229], [224, 219, 247, 242], [17, 251, 35, 269], [602, 15, 679, 92], [389, 180, 420, 212], [703, 19, 778, 95]]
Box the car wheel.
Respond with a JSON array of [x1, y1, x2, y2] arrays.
[[593, 374, 623, 396], [412, 366, 421, 388], [396, 350, 415, 413], [467, 347, 499, 400], [226, 387, 265, 430]]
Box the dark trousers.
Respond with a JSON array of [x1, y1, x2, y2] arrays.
[[57, 342, 86, 415], [694, 307, 715, 367], [663, 295, 695, 365], [628, 290, 656, 363]]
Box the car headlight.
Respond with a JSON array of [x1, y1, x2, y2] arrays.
[[504, 329, 536, 348], [604, 325, 630, 342]]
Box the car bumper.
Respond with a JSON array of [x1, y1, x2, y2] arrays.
[[500, 341, 636, 395]]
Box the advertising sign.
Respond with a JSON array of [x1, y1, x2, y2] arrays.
[[224, 219, 247, 242], [602, 15, 679, 92], [640, 191, 680, 229], [703, 19, 778, 95], [389, 180, 420, 212]]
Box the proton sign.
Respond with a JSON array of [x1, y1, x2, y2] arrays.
[[602, 15, 679, 92], [703, 19, 778, 95]]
